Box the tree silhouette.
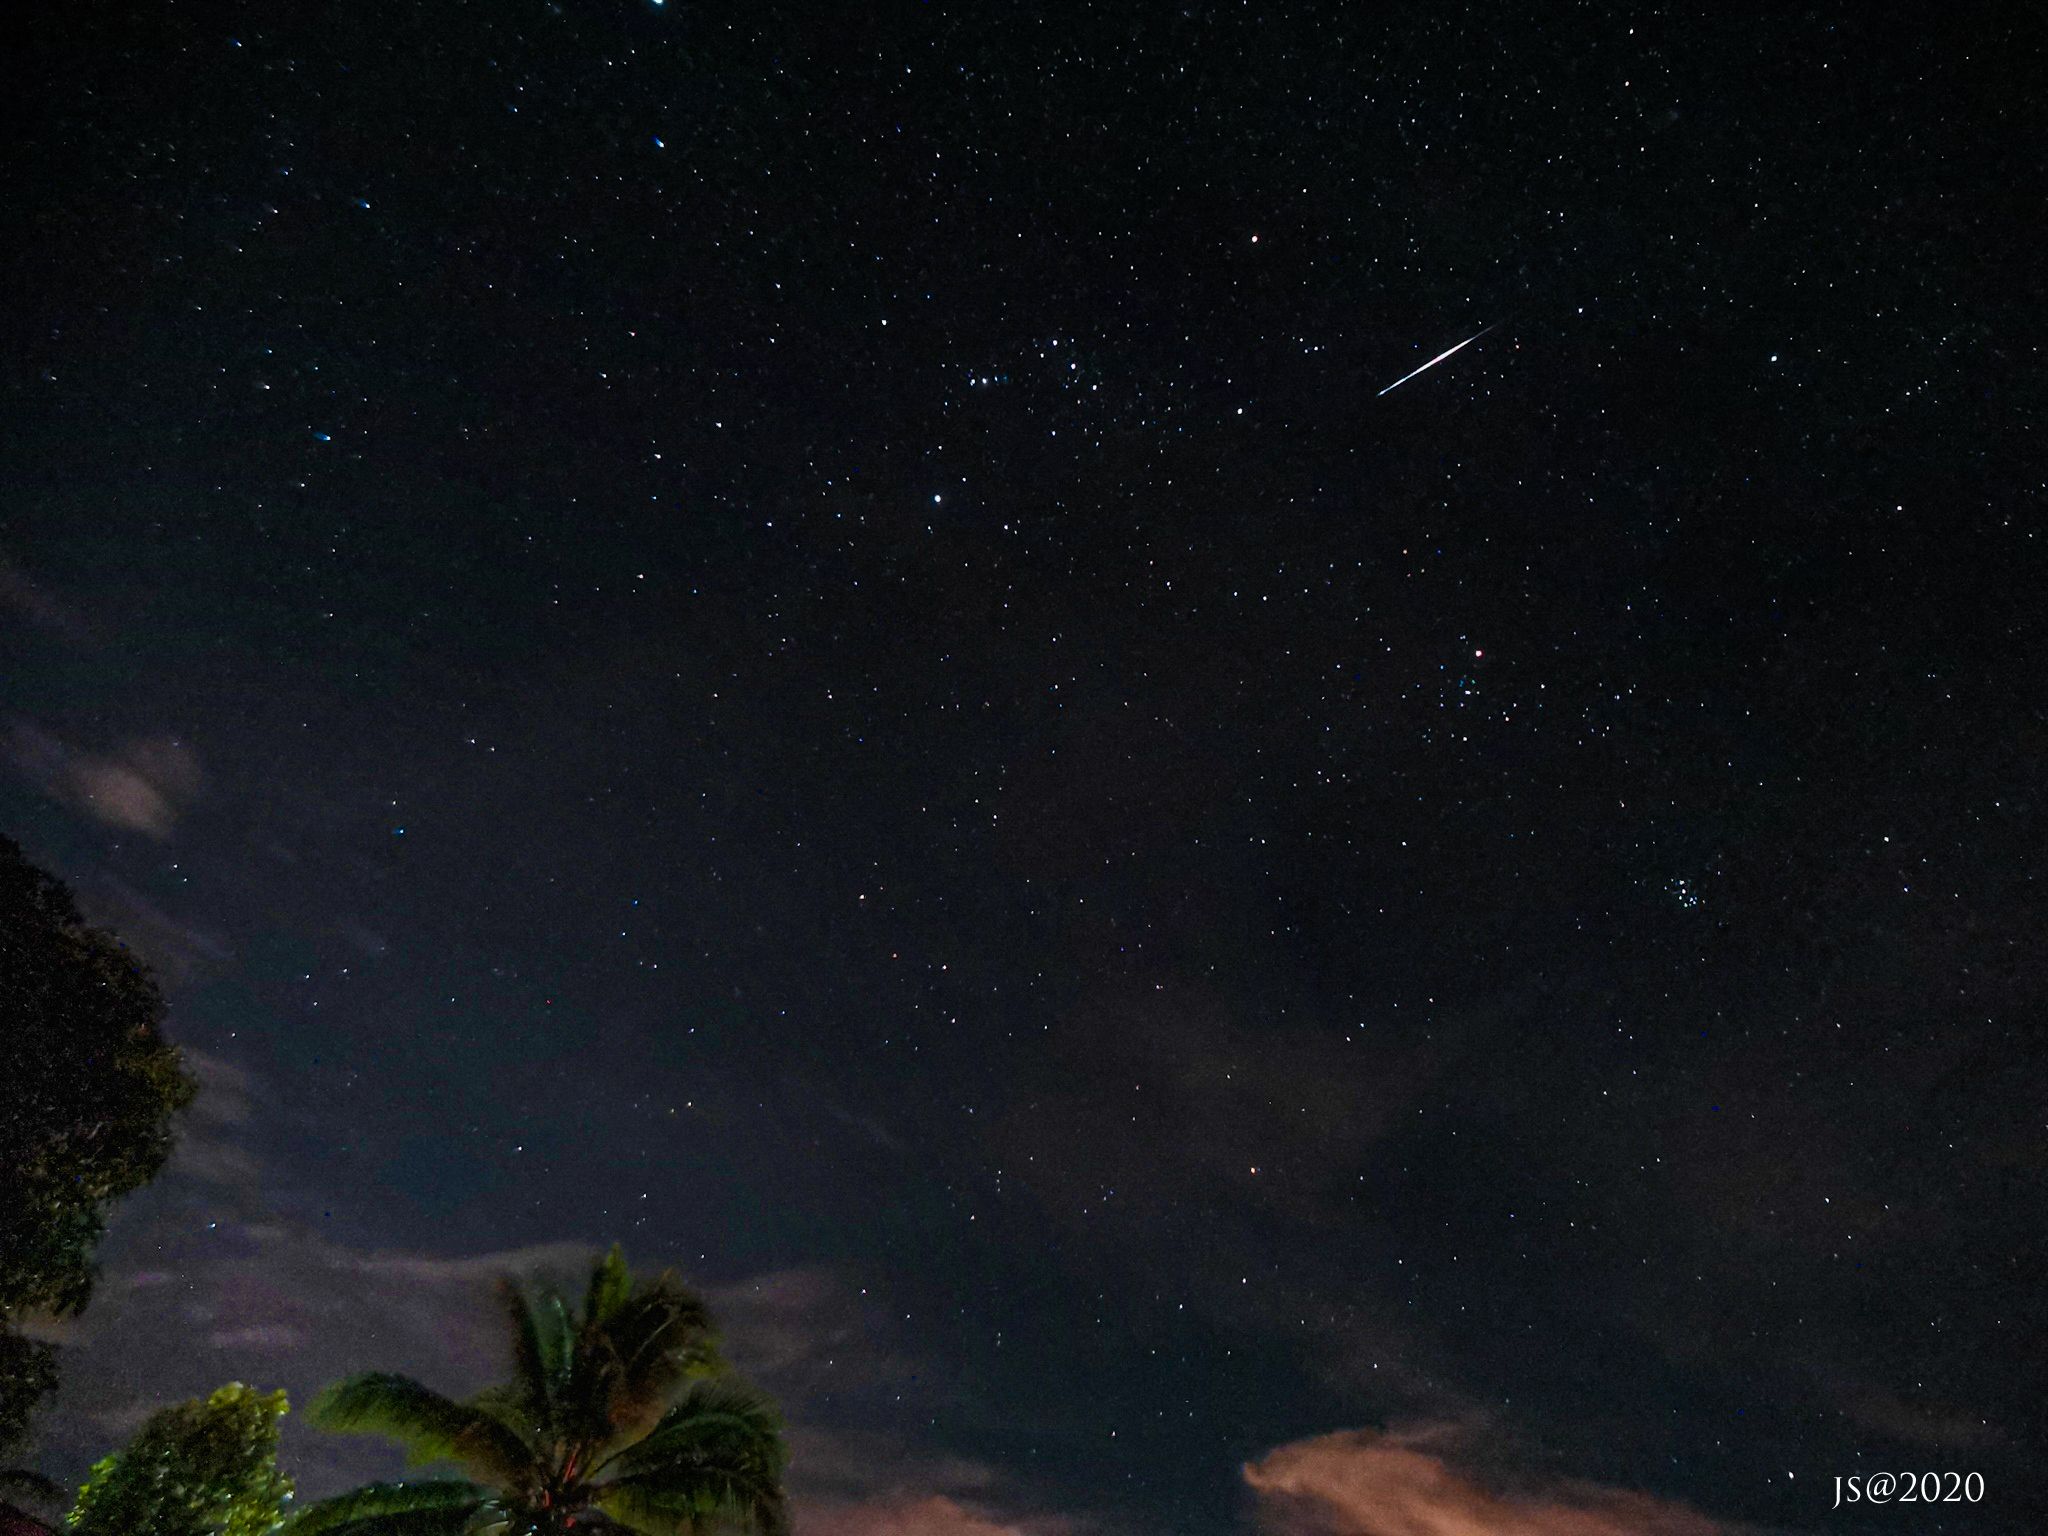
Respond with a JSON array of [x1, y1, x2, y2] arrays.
[[0, 835, 195, 1459]]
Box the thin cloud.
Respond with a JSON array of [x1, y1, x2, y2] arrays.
[[4, 721, 203, 838], [1244, 1427, 1737, 1536], [803, 1493, 1087, 1536], [79, 874, 234, 980], [0, 562, 92, 640]]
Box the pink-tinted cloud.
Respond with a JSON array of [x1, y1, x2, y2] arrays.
[[1244, 1428, 1736, 1536], [4, 721, 203, 837], [802, 1493, 1082, 1536]]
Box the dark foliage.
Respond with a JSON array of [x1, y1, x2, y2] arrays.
[[0, 837, 196, 1454]]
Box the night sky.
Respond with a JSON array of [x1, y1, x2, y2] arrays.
[[5, 3, 2044, 1534]]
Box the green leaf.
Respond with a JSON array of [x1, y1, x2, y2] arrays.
[[595, 1468, 787, 1536], [307, 1376, 532, 1486], [498, 1279, 575, 1440], [584, 1281, 719, 1446], [282, 1479, 488, 1536], [584, 1246, 633, 1327], [67, 1382, 291, 1536], [602, 1378, 785, 1482], [594, 1378, 786, 1536]]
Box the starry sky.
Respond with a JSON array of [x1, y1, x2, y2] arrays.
[[4, 3, 2044, 1534]]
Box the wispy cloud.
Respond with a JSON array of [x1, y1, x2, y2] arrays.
[[0, 562, 93, 640], [1244, 1427, 1738, 1536], [4, 721, 203, 838], [803, 1493, 1089, 1536]]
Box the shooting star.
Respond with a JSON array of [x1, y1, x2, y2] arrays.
[[1377, 323, 1495, 397]]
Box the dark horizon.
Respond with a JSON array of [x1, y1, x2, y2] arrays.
[[4, 2, 2042, 1534]]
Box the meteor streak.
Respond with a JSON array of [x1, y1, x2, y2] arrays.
[[1376, 324, 1495, 397]]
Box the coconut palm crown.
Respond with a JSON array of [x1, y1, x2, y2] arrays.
[[289, 1247, 786, 1536]]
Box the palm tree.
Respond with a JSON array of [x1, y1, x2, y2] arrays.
[[288, 1247, 786, 1536]]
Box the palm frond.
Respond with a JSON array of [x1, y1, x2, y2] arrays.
[[588, 1488, 693, 1536], [283, 1478, 489, 1535], [595, 1466, 788, 1536], [466, 1386, 546, 1461], [610, 1276, 717, 1373], [307, 1375, 534, 1485], [498, 1277, 575, 1437], [594, 1378, 786, 1536], [297, 1251, 785, 1536], [584, 1245, 633, 1326], [284, 1510, 485, 1536], [598, 1282, 719, 1429], [543, 1275, 715, 1457], [574, 1508, 669, 1536], [599, 1377, 786, 1482]]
